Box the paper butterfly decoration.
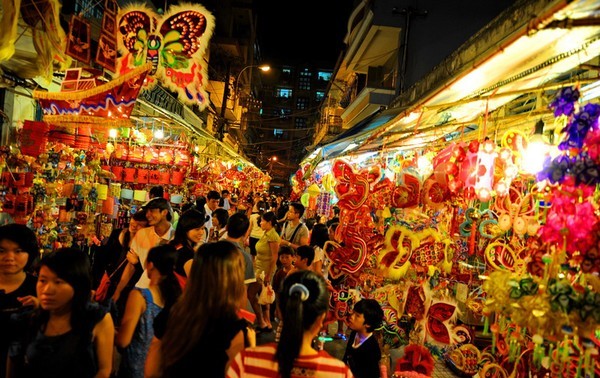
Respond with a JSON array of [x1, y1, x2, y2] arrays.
[[116, 3, 215, 109], [423, 299, 458, 345]]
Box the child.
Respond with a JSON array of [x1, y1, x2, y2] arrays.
[[343, 298, 385, 378], [291, 245, 315, 272], [272, 246, 295, 342], [272, 246, 295, 294]]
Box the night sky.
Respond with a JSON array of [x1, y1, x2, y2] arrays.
[[255, 1, 355, 68]]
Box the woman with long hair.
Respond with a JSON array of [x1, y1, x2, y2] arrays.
[[309, 223, 330, 277], [0, 224, 40, 378], [145, 241, 254, 378], [92, 209, 148, 319], [7, 248, 114, 378], [248, 200, 266, 257], [116, 245, 182, 378], [228, 270, 352, 378], [169, 207, 208, 279]]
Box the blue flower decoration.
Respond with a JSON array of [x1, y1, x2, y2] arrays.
[[550, 87, 580, 117]]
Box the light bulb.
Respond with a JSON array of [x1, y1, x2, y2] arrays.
[[108, 129, 118, 138], [154, 129, 164, 139], [522, 120, 548, 175]]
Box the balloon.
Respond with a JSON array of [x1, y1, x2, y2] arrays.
[[301, 192, 310, 207]]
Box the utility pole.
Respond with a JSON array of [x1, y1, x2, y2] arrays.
[[394, 7, 427, 96], [218, 61, 231, 141]]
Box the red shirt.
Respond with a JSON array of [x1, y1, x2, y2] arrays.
[[227, 343, 353, 378]]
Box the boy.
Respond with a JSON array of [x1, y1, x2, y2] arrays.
[[343, 299, 385, 378], [291, 245, 315, 272], [272, 246, 295, 341]]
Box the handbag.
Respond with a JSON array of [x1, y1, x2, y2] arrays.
[[94, 258, 128, 302]]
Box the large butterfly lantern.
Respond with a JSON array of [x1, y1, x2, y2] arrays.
[[116, 3, 215, 109]]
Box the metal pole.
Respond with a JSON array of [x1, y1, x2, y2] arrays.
[[395, 7, 427, 96], [218, 61, 231, 141]]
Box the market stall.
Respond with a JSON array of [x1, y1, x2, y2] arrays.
[[0, 0, 268, 253], [296, 86, 600, 378], [294, 0, 600, 375]]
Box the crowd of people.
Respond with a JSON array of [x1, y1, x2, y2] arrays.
[[0, 186, 389, 378]]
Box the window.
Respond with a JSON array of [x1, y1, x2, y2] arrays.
[[280, 108, 292, 119], [317, 71, 332, 81], [296, 97, 309, 110], [282, 68, 292, 82], [295, 117, 307, 129], [298, 76, 311, 90], [316, 91, 325, 101], [273, 129, 284, 139], [276, 88, 293, 98]]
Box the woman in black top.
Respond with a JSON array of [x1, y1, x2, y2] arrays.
[[91, 210, 147, 320], [0, 224, 40, 378], [168, 207, 208, 280], [145, 241, 254, 378], [8, 248, 114, 378]]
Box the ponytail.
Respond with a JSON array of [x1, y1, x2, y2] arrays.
[[159, 271, 182, 309], [276, 271, 329, 378], [146, 245, 182, 308]]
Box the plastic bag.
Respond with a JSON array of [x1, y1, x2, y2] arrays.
[[258, 284, 276, 305]]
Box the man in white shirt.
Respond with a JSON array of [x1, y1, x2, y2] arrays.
[[112, 197, 175, 301], [203, 190, 220, 231], [280, 202, 309, 250]]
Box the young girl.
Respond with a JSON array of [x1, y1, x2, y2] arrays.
[[8, 248, 114, 378], [116, 245, 182, 378], [227, 270, 352, 378], [309, 223, 330, 277], [169, 208, 208, 280]]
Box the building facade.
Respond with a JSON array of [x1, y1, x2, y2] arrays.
[[248, 64, 333, 192]]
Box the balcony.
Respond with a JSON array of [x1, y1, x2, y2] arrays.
[[338, 66, 395, 129], [339, 0, 402, 78]]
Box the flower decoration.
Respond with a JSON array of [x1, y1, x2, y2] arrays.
[[395, 344, 434, 377], [539, 181, 597, 256], [579, 290, 600, 323], [547, 278, 579, 313], [559, 105, 600, 150], [508, 277, 539, 299], [549, 86, 579, 117], [570, 153, 600, 186]]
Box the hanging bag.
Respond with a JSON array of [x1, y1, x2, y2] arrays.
[[94, 258, 128, 302], [257, 283, 276, 305]]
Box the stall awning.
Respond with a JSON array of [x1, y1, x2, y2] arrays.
[[316, 106, 408, 162], [305, 0, 600, 169]]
